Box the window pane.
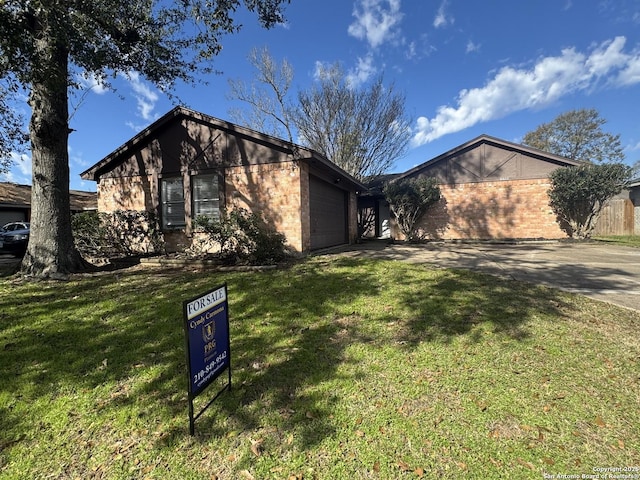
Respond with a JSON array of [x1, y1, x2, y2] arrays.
[[162, 177, 185, 228], [192, 175, 220, 220]]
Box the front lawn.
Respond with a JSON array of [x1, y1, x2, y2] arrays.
[[1, 257, 638, 479], [594, 235, 640, 248]]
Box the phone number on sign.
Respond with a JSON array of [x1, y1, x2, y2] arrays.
[[193, 351, 227, 386]]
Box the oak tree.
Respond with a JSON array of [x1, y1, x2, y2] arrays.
[[523, 109, 631, 239], [0, 79, 28, 173], [522, 109, 624, 163], [0, 0, 290, 277]]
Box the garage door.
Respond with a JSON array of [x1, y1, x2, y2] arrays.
[[309, 175, 347, 250], [0, 210, 27, 226]]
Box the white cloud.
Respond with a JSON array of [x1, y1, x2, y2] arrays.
[[346, 54, 378, 87], [433, 0, 453, 28], [0, 152, 31, 184], [617, 51, 640, 86], [586, 37, 630, 78], [628, 140, 640, 151], [78, 71, 109, 94], [123, 71, 160, 122], [348, 0, 403, 49], [466, 40, 481, 54], [412, 37, 640, 146], [68, 145, 89, 169]]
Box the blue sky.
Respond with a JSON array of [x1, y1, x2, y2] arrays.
[[2, 0, 640, 192]]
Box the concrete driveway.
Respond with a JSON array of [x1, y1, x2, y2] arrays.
[[328, 241, 640, 311]]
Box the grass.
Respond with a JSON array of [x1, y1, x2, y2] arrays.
[[594, 235, 640, 247], [1, 256, 639, 479]]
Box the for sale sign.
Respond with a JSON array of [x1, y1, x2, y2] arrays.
[[183, 284, 231, 434]]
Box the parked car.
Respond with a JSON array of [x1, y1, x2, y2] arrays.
[[0, 222, 30, 256]]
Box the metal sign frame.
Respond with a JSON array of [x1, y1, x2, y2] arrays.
[[183, 283, 231, 435]]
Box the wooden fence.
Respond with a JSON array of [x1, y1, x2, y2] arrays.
[[593, 198, 635, 236]]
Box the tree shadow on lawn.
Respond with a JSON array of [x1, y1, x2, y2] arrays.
[[0, 257, 568, 453], [185, 258, 569, 452], [0, 261, 378, 450], [181, 258, 381, 449], [384, 265, 569, 347]]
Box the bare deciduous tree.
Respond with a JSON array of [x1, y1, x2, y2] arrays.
[[228, 54, 412, 181], [227, 47, 295, 143], [295, 63, 412, 181]]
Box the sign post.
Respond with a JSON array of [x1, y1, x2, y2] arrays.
[[183, 283, 231, 435]]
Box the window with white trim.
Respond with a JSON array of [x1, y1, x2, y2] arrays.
[[192, 174, 220, 221], [161, 177, 186, 229]]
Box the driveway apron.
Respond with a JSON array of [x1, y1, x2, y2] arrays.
[[328, 241, 640, 311]]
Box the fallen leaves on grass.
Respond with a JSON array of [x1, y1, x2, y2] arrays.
[[516, 458, 535, 470], [250, 438, 263, 457]]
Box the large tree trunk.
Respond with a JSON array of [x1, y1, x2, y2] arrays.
[[21, 10, 87, 278]]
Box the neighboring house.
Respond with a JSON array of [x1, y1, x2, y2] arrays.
[[80, 106, 365, 253], [362, 135, 582, 241], [0, 182, 97, 225]]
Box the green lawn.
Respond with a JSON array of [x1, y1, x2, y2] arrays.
[[1, 257, 639, 479], [594, 235, 640, 248]]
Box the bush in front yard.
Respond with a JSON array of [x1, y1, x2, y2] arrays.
[[384, 176, 441, 242], [192, 209, 288, 265], [72, 210, 164, 258]]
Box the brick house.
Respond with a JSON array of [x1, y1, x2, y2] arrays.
[[361, 135, 582, 241], [80, 107, 365, 253]]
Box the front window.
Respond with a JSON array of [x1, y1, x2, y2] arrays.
[[192, 174, 220, 221], [161, 177, 186, 229]]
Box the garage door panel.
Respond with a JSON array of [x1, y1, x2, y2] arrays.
[[309, 176, 347, 250]]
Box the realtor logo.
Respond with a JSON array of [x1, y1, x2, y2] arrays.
[[202, 322, 215, 342]]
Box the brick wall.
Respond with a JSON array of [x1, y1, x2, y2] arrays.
[[97, 176, 155, 212], [408, 179, 567, 240], [97, 162, 355, 253], [226, 161, 305, 252]]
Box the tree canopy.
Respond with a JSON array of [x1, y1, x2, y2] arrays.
[[295, 64, 412, 181], [228, 51, 412, 181], [524, 109, 632, 239], [228, 46, 295, 143], [522, 109, 625, 163], [0, 0, 290, 277], [0, 80, 27, 173]]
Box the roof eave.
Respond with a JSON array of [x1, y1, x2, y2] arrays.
[[81, 106, 367, 191], [395, 134, 582, 182]]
